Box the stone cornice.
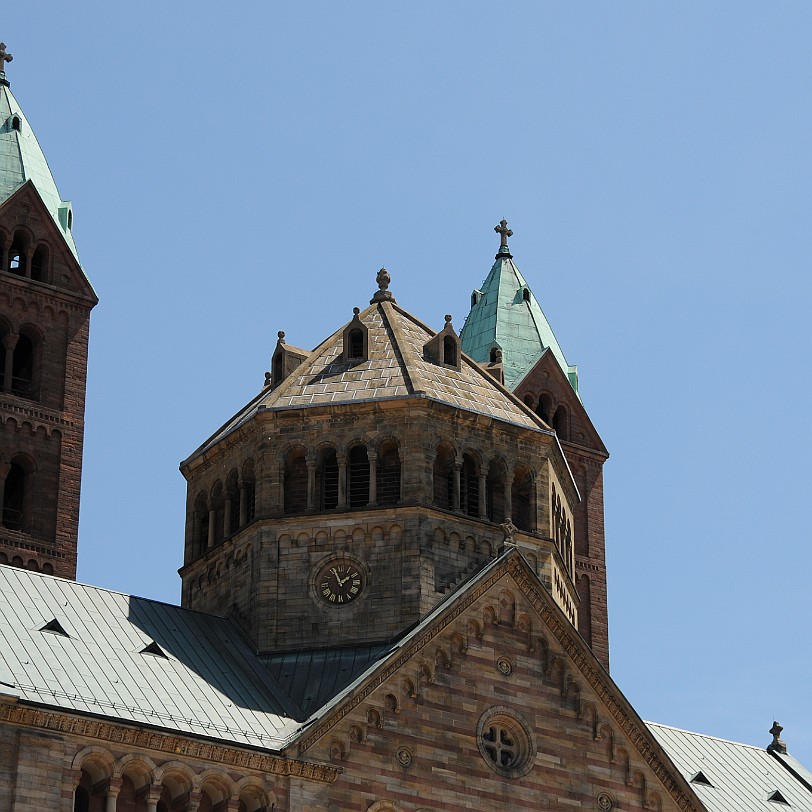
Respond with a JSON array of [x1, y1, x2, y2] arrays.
[[0, 702, 340, 783]]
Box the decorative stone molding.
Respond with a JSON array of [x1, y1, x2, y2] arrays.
[[0, 702, 340, 783]]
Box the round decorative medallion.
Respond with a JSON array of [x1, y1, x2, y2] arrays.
[[396, 747, 413, 767], [314, 557, 366, 606], [496, 657, 513, 676], [597, 793, 614, 810], [476, 707, 536, 778]]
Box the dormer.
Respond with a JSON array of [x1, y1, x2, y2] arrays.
[[342, 307, 369, 363], [269, 330, 309, 389], [424, 315, 461, 371], [480, 346, 504, 384]]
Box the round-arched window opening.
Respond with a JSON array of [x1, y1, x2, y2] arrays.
[[11, 116, 21, 132], [477, 707, 535, 778]]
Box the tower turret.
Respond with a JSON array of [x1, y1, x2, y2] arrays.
[[0, 47, 97, 577]]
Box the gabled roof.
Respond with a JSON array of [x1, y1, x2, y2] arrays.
[[185, 298, 550, 464], [0, 564, 300, 749], [0, 82, 80, 259], [649, 722, 812, 812], [460, 253, 577, 393]]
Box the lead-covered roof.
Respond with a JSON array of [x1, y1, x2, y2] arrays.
[[0, 565, 300, 749]]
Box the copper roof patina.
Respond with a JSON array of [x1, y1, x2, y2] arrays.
[[459, 220, 578, 393], [0, 50, 80, 260]]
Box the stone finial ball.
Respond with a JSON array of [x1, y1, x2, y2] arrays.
[[278, 330, 285, 340], [444, 314, 452, 324], [353, 307, 360, 315]]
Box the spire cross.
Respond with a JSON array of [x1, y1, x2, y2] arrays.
[[0, 43, 12, 70], [494, 219, 513, 249]]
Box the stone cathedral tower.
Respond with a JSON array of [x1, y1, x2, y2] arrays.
[[0, 46, 97, 578], [460, 220, 609, 666], [179, 232, 601, 670]]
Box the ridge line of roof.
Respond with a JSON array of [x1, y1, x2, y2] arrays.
[[646, 720, 769, 751], [378, 301, 420, 395]]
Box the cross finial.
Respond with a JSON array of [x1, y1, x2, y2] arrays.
[[0, 43, 12, 86], [494, 219, 513, 259]]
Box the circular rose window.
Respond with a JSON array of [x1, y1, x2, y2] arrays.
[[476, 707, 535, 778]]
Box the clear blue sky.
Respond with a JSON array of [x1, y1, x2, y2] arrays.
[[6, 2, 812, 763]]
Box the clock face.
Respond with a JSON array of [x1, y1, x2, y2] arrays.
[[317, 560, 365, 605]]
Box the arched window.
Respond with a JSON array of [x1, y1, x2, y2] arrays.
[[552, 405, 569, 440], [11, 333, 33, 397], [377, 441, 401, 505], [8, 231, 26, 275], [536, 393, 553, 425], [489, 347, 502, 364], [225, 470, 239, 535], [347, 445, 369, 508], [30, 245, 47, 282], [194, 493, 209, 556], [512, 466, 533, 532], [348, 329, 364, 359], [210, 482, 225, 546], [284, 449, 308, 514], [461, 454, 479, 518], [486, 461, 506, 523], [2, 461, 26, 531], [242, 460, 256, 523], [317, 447, 339, 510], [443, 335, 457, 366], [11, 116, 21, 131], [522, 287, 531, 303], [433, 444, 455, 510]]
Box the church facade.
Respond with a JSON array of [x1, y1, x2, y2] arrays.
[[1, 47, 811, 812]]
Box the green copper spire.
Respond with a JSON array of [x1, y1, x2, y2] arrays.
[[460, 220, 578, 393], [0, 46, 79, 259]]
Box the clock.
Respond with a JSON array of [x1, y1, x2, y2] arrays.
[[316, 559, 365, 606]]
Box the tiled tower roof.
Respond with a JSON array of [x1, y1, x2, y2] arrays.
[[186, 294, 549, 462], [0, 66, 79, 259], [459, 225, 577, 393]]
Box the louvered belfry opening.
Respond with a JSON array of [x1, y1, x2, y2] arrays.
[[433, 443, 455, 510], [461, 454, 479, 518], [318, 447, 339, 510], [284, 450, 308, 514], [512, 465, 533, 532], [348, 445, 370, 508], [377, 442, 401, 506], [486, 461, 506, 523]]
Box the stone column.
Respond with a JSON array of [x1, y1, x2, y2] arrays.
[[185, 789, 202, 811], [478, 470, 488, 519], [306, 455, 316, 510], [368, 450, 378, 507], [452, 462, 461, 511], [105, 778, 122, 812], [207, 508, 216, 549], [337, 453, 347, 510], [225, 800, 241, 812], [504, 476, 512, 523], [146, 785, 163, 812], [2, 333, 17, 393]]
